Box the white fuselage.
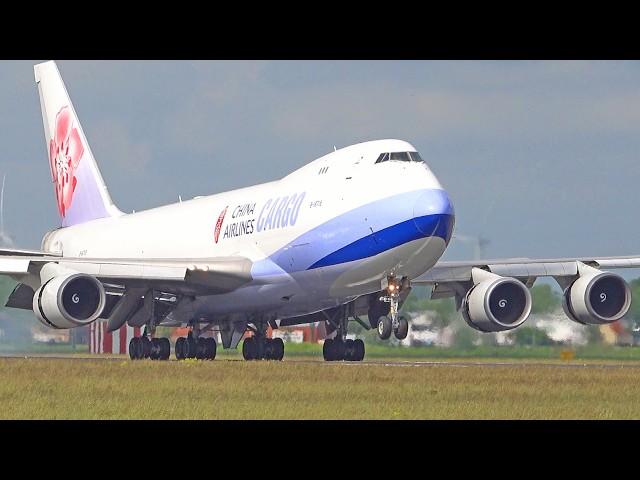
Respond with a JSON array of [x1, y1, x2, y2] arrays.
[[41, 139, 455, 325]]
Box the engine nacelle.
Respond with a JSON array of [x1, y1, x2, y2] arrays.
[[33, 273, 106, 329], [462, 273, 532, 332], [563, 271, 631, 325]]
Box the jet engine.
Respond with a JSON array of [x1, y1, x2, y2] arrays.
[[562, 269, 631, 325], [33, 273, 106, 329], [462, 269, 532, 332]]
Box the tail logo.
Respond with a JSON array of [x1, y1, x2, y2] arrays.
[[214, 206, 228, 244], [49, 106, 84, 217]]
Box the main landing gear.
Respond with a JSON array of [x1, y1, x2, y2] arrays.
[[242, 322, 284, 361], [129, 336, 171, 361], [373, 277, 409, 341], [242, 336, 284, 361], [322, 307, 365, 362], [323, 337, 365, 362], [175, 330, 217, 361]]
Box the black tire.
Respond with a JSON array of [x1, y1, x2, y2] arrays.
[[394, 316, 409, 340], [323, 338, 334, 361], [344, 339, 355, 361], [149, 338, 160, 360], [242, 337, 256, 361], [206, 337, 217, 360], [377, 316, 392, 340], [196, 337, 208, 360], [263, 338, 275, 360], [159, 338, 171, 360], [272, 337, 285, 361], [129, 337, 140, 360], [333, 339, 345, 361], [186, 337, 197, 359], [353, 339, 365, 361], [141, 336, 151, 359], [175, 337, 186, 360]]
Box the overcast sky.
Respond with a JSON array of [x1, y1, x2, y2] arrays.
[[1, 60, 639, 264]]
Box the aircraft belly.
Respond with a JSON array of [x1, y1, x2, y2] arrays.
[[165, 236, 445, 326]]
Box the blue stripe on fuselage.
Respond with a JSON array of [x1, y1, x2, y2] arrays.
[[308, 213, 454, 269], [251, 189, 454, 277]]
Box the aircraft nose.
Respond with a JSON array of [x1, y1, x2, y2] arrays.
[[413, 189, 455, 242]]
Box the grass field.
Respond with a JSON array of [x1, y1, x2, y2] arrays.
[[218, 342, 640, 361], [2, 357, 640, 419]]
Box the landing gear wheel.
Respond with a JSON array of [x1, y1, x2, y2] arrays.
[[159, 338, 171, 360], [186, 336, 197, 359], [205, 338, 217, 360], [394, 316, 409, 340], [344, 339, 355, 361], [333, 339, 346, 361], [353, 339, 365, 361], [129, 337, 141, 360], [242, 337, 257, 361], [271, 337, 284, 361], [196, 337, 209, 360], [263, 338, 275, 360], [323, 338, 334, 361], [377, 316, 392, 340], [141, 336, 151, 359], [149, 338, 160, 360], [175, 337, 186, 360]]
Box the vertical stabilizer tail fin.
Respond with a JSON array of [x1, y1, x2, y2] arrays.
[[34, 61, 122, 227]]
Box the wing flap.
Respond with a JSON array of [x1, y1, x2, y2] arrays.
[[0, 258, 31, 274]]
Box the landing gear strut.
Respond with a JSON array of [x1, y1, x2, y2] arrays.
[[376, 276, 410, 341], [322, 308, 365, 362], [242, 322, 284, 361], [127, 297, 172, 361]]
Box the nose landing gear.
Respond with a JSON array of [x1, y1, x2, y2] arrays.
[[375, 276, 410, 341]]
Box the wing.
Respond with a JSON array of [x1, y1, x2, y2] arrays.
[[0, 249, 253, 294], [0, 248, 253, 331], [417, 255, 640, 285], [404, 256, 640, 332], [411, 255, 640, 332], [415, 255, 640, 294]]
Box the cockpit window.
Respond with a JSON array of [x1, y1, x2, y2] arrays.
[[376, 151, 424, 164], [389, 152, 412, 162], [375, 153, 389, 164], [408, 151, 423, 162]]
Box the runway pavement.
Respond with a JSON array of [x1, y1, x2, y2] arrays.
[[2, 353, 640, 368]]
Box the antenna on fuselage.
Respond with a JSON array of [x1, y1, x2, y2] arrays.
[[333, 146, 337, 152]]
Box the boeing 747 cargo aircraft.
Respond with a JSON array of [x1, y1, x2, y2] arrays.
[[0, 61, 637, 361]]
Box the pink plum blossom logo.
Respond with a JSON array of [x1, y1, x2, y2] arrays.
[[214, 206, 228, 243], [49, 106, 84, 217]]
